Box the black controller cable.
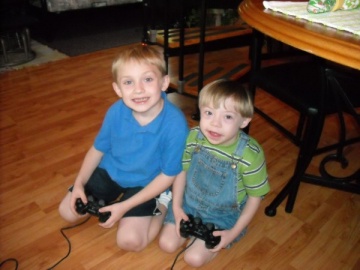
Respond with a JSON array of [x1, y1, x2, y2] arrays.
[[0, 258, 18, 270], [47, 216, 91, 270], [170, 238, 196, 270], [0, 217, 89, 270]]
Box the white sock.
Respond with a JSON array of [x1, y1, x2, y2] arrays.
[[157, 190, 172, 209]]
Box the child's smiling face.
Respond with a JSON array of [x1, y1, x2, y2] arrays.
[[200, 97, 251, 146], [112, 59, 169, 122]]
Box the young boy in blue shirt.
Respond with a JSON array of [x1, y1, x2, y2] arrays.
[[59, 44, 189, 252]]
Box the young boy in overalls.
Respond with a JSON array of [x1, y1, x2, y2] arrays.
[[159, 79, 270, 267]]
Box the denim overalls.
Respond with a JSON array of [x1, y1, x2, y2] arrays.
[[166, 130, 250, 243]]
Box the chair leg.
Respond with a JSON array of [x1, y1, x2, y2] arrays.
[[317, 69, 360, 182], [197, 0, 207, 94], [22, 28, 30, 60], [178, 0, 185, 94], [328, 73, 360, 126], [294, 114, 306, 146], [265, 176, 297, 216], [1, 37, 9, 63], [266, 110, 325, 216]]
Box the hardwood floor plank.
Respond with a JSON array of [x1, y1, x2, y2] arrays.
[[0, 43, 359, 270]]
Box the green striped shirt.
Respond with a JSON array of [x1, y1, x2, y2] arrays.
[[183, 127, 270, 203]]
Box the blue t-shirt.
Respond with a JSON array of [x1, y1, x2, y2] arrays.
[[94, 92, 189, 188]]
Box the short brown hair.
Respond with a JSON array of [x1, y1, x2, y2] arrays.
[[199, 79, 254, 118], [112, 44, 166, 81]]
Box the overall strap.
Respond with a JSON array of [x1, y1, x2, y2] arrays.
[[234, 131, 249, 158], [196, 128, 205, 140]]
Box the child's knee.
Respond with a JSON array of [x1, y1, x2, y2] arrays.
[[184, 252, 208, 268], [184, 247, 216, 268], [158, 235, 178, 253], [158, 225, 183, 253], [117, 231, 147, 252], [58, 195, 77, 223]]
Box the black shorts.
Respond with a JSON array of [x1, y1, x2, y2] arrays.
[[69, 167, 159, 217]]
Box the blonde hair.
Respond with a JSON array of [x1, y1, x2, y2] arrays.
[[199, 79, 254, 118], [112, 44, 166, 81]]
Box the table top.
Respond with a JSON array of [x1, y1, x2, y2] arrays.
[[238, 0, 360, 70]]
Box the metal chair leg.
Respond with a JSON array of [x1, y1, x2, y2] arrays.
[[1, 37, 9, 63]]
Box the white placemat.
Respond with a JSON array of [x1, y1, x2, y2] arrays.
[[263, 1, 360, 35]]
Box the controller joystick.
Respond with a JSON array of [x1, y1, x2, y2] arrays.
[[180, 214, 221, 249], [75, 194, 111, 223]]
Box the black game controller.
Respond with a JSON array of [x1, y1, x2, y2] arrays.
[[75, 194, 111, 223], [180, 214, 221, 249]]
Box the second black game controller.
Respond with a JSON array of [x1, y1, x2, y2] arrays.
[[75, 194, 111, 223], [180, 214, 221, 249]]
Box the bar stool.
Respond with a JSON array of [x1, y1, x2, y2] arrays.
[[248, 30, 360, 216], [0, 5, 37, 67]]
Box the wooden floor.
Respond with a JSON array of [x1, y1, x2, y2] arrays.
[[0, 43, 359, 270]]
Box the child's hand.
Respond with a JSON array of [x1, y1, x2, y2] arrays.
[[98, 202, 128, 228], [173, 207, 188, 237], [70, 185, 87, 216], [210, 230, 234, 252]]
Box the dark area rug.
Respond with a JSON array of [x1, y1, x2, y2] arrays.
[[31, 3, 144, 56]]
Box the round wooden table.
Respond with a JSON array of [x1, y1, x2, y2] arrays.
[[238, 0, 360, 216], [239, 0, 360, 70]]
